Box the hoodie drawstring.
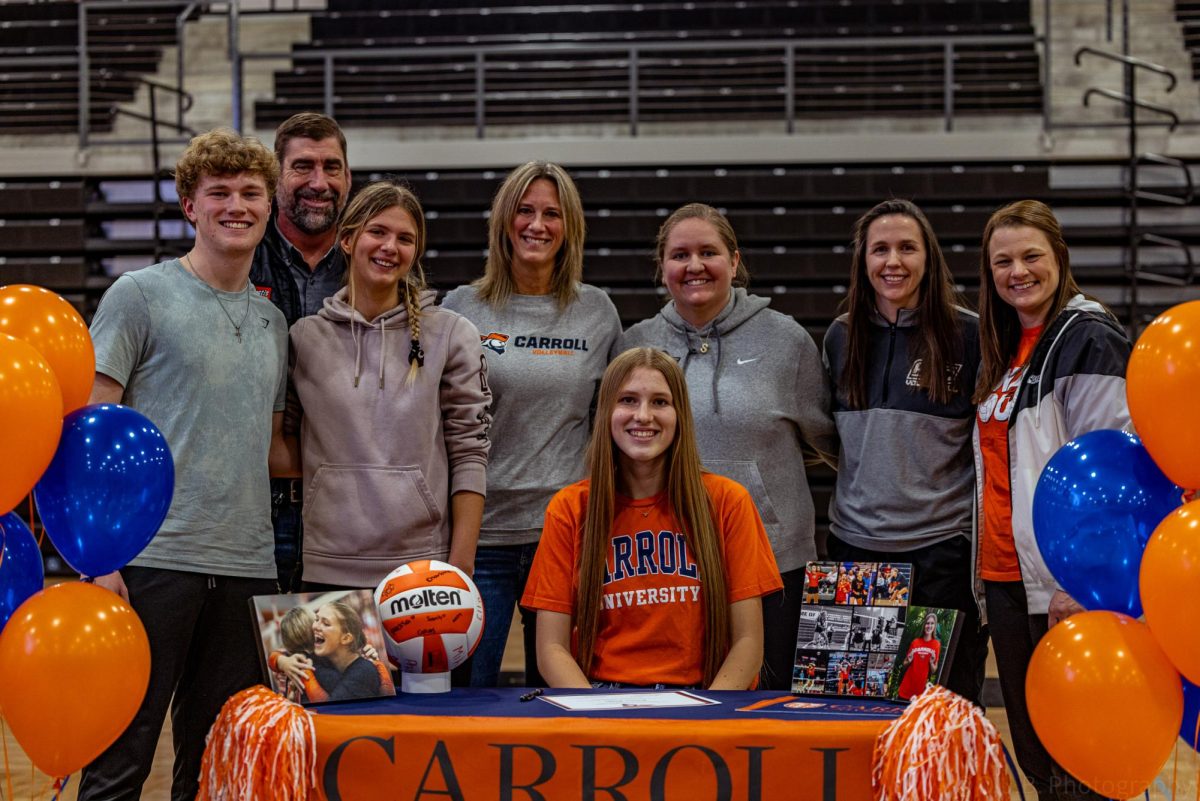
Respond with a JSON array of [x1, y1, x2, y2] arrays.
[[349, 312, 392, 389], [378, 314, 387, 389], [351, 315, 363, 388], [683, 325, 723, 413]]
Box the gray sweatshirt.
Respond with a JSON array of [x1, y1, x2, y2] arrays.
[[624, 288, 837, 573], [441, 283, 622, 545]]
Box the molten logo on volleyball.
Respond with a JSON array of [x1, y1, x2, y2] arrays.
[[374, 560, 485, 675]]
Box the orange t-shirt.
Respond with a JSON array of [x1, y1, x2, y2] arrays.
[[521, 473, 783, 687], [976, 326, 1043, 581]]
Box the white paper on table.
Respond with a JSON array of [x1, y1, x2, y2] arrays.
[[538, 690, 719, 711]]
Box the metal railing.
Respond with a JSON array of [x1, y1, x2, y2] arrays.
[[77, 0, 201, 148], [230, 33, 1041, 137]]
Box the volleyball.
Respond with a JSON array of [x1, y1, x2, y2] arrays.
[[374, 560, 485, 681]]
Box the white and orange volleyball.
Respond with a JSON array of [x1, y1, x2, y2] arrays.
[[374, 560, 485, 680]]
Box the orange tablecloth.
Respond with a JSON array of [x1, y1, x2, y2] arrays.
[[310, 689, 901, 800]]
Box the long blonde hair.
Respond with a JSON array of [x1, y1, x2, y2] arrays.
[[474, 161, 584, 309], [574, 347, 730, 686], [339, 180, 429, 384]]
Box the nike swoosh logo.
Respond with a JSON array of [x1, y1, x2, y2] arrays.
[[736, 357, 758, 365]]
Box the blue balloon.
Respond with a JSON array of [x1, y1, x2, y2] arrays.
[[0, 512, 44, 631], [34, 404, 174, 577], [1033, 429, 1181, 617], [1182, 678, 1200, 752]]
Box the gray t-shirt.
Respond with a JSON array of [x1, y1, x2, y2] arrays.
[[441, 283, 622, 545], [89, 259, 288, 578]]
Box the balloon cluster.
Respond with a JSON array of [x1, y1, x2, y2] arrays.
[[1025, 300, 1200, 797], [0, 284, 174, 779]]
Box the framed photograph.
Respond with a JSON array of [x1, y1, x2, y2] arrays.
[[793, 560, 917, 699], [824, 651, 869, 696], [871, 562, 912, 607], [886, 605, 962, 702], [803, 561, 839, 605], [797, 605, 851, 650], [792, 649, 828, 694], [850, 606, 903, 652], [250, 589, 396, 705], [832, 562, 875, 606]]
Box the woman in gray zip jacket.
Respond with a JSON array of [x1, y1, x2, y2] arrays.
[[974, 200, 1131, 801], [623, 203, 836, 690], [822, 199, 988, 706]]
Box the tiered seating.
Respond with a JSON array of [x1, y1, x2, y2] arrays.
[[0, 179, 89, 292], [0, 0, 184, 134], [254, 0, 1040, 129], [10, 160, 1195, 327], [1176, 0, 1200, 80]]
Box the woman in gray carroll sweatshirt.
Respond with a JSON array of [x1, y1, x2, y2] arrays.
[[623, 203, 836, 690], [441, 162, 622, 688]]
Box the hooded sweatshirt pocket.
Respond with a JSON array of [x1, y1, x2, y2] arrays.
[[702, 459, 781, 526], [304, 463, 442, 557]]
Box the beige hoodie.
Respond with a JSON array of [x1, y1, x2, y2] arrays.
[[288, 286, 491, 587]]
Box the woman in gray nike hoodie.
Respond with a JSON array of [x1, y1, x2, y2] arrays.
[[623, 203, 836, 689]]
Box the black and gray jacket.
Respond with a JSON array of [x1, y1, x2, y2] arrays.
[[249, 216, 346, 327], [972, 294, 1132, 614], [823, 305, 981, 552]]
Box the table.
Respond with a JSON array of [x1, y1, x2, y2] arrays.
[[310, 689, 903, 801]]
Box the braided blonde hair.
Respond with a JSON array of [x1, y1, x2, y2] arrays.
[[339, 180, 429, 385]]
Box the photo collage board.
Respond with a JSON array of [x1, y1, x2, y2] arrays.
[[791, 560, 959, 702]]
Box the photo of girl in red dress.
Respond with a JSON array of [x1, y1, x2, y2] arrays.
[[890, 607, 958, 701]]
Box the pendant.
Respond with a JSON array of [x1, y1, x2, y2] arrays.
[[234, 327, 242, 343], [699, 342, 710, 354]]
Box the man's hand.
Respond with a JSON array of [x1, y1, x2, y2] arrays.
[[1048, 589, 1086, 627], [92, 571, 129, 602]]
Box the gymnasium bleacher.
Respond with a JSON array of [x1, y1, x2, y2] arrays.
[[254, 0, 1040, 128], [0, 0, 189, 135]]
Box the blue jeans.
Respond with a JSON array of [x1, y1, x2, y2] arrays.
[[469, 542, 542, 687], [271, 478, 303, 593]]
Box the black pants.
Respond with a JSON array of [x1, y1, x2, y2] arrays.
[[78, 566, 276, 801], [985, 580, 1113, 801], [827, 533, 989, 707], [759, 566, 807, 690]]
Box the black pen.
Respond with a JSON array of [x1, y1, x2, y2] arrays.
[[519, 688, 545, 702]]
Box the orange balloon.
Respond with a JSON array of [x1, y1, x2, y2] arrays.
[[0, 333, 62, 513], [1141, 501, 1200, 683], [1128, 301, 1200, 488], [0, 582, 150, 777], [1027, 611, 1181, 798], [0, 284, 94, 412]]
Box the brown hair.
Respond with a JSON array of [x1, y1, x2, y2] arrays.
[[174, 128, 279, 205], [654, 203, 750, 287], [573, 347, 731, 687], [273, 112, 348, 167], [841, 199, 964, 408], [973, 200, 1083, 403], [322, 601, 367, 652], [338, 180, 429, 384], [475, 161, 585, 309]]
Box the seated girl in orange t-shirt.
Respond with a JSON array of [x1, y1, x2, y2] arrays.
[[521, 347, 783, 690]]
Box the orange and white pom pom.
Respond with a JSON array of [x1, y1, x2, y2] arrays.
[[197, 685, 316, 801], [872, 685, 1010, 801]]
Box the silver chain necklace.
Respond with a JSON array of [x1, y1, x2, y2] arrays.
[[183, 253, 251, 343]]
